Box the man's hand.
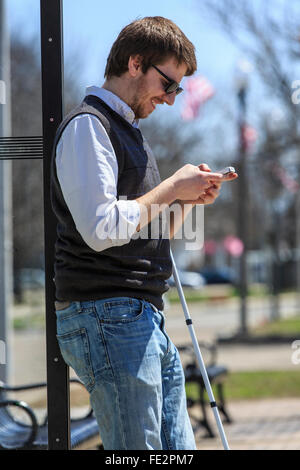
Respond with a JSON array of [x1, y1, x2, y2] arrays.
[[180, 163, 238, 206], [168, 163, 224, 202], [135, 163, 237, 233]]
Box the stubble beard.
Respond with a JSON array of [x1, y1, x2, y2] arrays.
[[130, 75, 151, 120]]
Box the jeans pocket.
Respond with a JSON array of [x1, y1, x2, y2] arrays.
[[100, 298, 145, 324], [56, 328, 95, 392], [55, 301, 82, 320]]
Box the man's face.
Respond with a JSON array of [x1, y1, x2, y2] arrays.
[[130, 56, 187, 119]]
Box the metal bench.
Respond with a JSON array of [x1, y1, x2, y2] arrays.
[[178, 343, 233, 438], [0, 378, 100, 450]]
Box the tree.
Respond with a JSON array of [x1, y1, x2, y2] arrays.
[[199, 0, 300, 300], [201, 1, 300, 237], [11, 33, 80, 300]]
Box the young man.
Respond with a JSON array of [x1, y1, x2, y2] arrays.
[[51, 16, 237, 450]]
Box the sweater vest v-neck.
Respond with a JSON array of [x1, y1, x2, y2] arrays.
[[50, 95, 172, 310]]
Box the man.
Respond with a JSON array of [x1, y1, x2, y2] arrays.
[[51, 16, 237, 450]]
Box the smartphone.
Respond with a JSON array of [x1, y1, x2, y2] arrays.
[[219, 166, 236, 176]]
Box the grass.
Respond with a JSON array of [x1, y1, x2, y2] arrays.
[[167, 283, 271, 303], [186, 370, 300, 401], [252, 315, 300, 337], [167, 288, 212, 303], [13, 312, 45, 330]]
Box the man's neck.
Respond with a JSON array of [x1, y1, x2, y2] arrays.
[[102, 77, 134, 110]]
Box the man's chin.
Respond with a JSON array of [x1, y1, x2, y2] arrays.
[[136, 110, 153, 120], [134, 102, 156, 119]]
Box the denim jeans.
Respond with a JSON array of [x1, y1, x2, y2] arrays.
[[55, 297, 196, 450]]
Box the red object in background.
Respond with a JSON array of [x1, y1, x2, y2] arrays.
[[203, 240, 218, 255], [181, 75, 215, 121], [223, 235, 244, 257], [241, 124, 257, 151], [273, 164, 300, 194]]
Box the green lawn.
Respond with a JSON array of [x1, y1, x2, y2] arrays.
[[167, 284, 270, 303], [13, 312, 45, 330], [186, 370, 300, 401], [252, 315, 300, 337], [186, 315, 300, 401]]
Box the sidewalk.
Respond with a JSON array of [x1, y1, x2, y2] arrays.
[[75, 397, 300, 451], [194, 398, 300, 450]]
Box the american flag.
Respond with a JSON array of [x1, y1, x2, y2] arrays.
[[181, 75, 215, 121]]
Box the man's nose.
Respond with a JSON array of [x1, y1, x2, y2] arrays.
[[163, 92, 176, 106]]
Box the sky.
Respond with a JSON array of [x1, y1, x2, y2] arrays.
[[7, 0, 282, 158], [7, 0, 242, 98]]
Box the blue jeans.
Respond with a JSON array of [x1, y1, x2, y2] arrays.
[[55, 297, 196, 450]]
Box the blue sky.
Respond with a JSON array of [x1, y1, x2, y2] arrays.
[[8, 0, 276, 157], [8, 0, 241, 93], [7, 0, 247, 152]]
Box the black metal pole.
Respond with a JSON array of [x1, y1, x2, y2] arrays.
[[40, 0, 70, 450], [237, 86, 249, 337]]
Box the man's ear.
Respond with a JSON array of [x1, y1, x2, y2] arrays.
[[128, 55, 143, 77]]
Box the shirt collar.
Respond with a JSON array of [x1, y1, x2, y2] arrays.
[[85, 86, 139, 128]]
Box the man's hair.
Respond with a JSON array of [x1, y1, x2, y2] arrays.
[[104, 16, 197, 79]]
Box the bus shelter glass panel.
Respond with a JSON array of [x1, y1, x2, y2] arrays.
[[0, 0, 47, 426]]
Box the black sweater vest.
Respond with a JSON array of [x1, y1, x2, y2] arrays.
[[50, 95, 172, 310]]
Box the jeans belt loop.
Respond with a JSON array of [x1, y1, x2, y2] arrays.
[[55, 300, 72, 310]]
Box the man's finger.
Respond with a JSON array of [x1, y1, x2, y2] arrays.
[[198, 163, 211, 172], [201, 171, 224, 181], [220, 172, 238, 181]]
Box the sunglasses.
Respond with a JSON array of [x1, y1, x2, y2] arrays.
[[151, 64, 183, 95]]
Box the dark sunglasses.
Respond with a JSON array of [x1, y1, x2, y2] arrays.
[[151, 64, 183, 95]]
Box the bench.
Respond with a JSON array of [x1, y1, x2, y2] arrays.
[[177, 342, 232, 438], [0, 378, 101, 450]]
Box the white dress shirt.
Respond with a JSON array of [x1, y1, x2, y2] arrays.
[[56, 86, 141, 252]]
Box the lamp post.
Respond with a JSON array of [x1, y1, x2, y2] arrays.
[[266, 108, 286, 321], [234, 59, 252, 337]]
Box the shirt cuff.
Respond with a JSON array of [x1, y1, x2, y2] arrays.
[[114, 199, 140, 243]]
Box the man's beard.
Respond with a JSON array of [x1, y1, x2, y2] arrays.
[[130, 75, 150, 119]]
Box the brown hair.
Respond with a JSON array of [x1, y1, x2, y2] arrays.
[[104, 16, 197, 79]]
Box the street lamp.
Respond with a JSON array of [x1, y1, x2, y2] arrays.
[[266, 108, 286, 321], [234, 58, 253, 337]]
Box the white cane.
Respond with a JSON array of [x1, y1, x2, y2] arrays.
[[170, 249, 230, 450]]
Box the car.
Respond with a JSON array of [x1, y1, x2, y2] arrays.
[[199, 266, 237, 285], [167, 270, 206, 289], [15, 268, 45, 290]]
